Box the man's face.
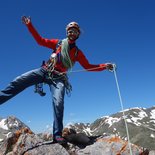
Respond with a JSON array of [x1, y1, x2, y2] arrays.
[[67, 28, 80, 41]]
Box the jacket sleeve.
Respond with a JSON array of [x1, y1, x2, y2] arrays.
[[76, 50, 107, 71], [26, 22, 58, 50]]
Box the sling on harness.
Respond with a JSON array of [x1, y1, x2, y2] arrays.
[[34, 39, 79, 96]]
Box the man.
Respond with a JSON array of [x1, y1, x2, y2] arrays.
[[0, 16, 114, 144]]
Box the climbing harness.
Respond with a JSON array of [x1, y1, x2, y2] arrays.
[[112, 65, 133, 155], [34, 39, 79, 97]]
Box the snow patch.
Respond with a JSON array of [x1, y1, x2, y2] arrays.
[[150, 109, 155, 119], [128, 109, 148, 126], [84, 127, 92, 135], [150, 134, 155, 138], [8, 120, 19, 128], [0, 119, 8, 130], [120, 107, 143, 113], [126, 119, 132, 123], [130, 117, 141, 126], [138, 110, 148, 118], [150, 120, 155, 124], [4, 132, 12, 138], [101, 116, 109, 119], [105, 117, 120, 127]]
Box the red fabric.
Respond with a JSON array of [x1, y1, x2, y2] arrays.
[[26, 22, 107, 72]]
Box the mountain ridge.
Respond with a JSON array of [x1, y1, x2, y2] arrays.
[[67, 106, 155, 150], [0, 106, 155, 154]]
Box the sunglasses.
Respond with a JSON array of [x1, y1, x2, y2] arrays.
[[67, 29, 79, 35]]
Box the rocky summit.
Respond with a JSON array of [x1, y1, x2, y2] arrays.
[[0, 107, 155, 155]]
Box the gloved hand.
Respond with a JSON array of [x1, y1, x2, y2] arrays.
[[105, 63, 116, 72], [21, 16, 31, 25]]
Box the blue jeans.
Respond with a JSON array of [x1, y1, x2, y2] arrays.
[[0, 67, 65, 138]]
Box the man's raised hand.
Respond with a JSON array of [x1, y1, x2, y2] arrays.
[[21, 16, 31, 25]]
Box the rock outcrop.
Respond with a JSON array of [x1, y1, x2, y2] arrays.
[[0, 113, 155, 155], [0, 127, 69, 155], [0, 126, 152, 155]]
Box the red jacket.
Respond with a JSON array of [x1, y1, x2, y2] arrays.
[[26, 22, 107, 73]]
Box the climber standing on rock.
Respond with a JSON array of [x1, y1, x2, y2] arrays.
[[0, 16, 114, 144]]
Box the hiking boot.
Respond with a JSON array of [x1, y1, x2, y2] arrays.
[[53, 136, 67, 145]]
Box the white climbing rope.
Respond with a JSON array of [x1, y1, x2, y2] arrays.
[[113, 67, 133, 155]]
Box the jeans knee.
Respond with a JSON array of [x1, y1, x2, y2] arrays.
[[53, 97, 64, 109]]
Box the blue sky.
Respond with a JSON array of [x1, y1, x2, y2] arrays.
[[0, 0, 155, 133]]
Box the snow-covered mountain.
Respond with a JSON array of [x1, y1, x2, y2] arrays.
[[68, 106, 155, 150], [1, 106, 155, 150], [1, 116, 148, 155], [0, 116, 30, 144]]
